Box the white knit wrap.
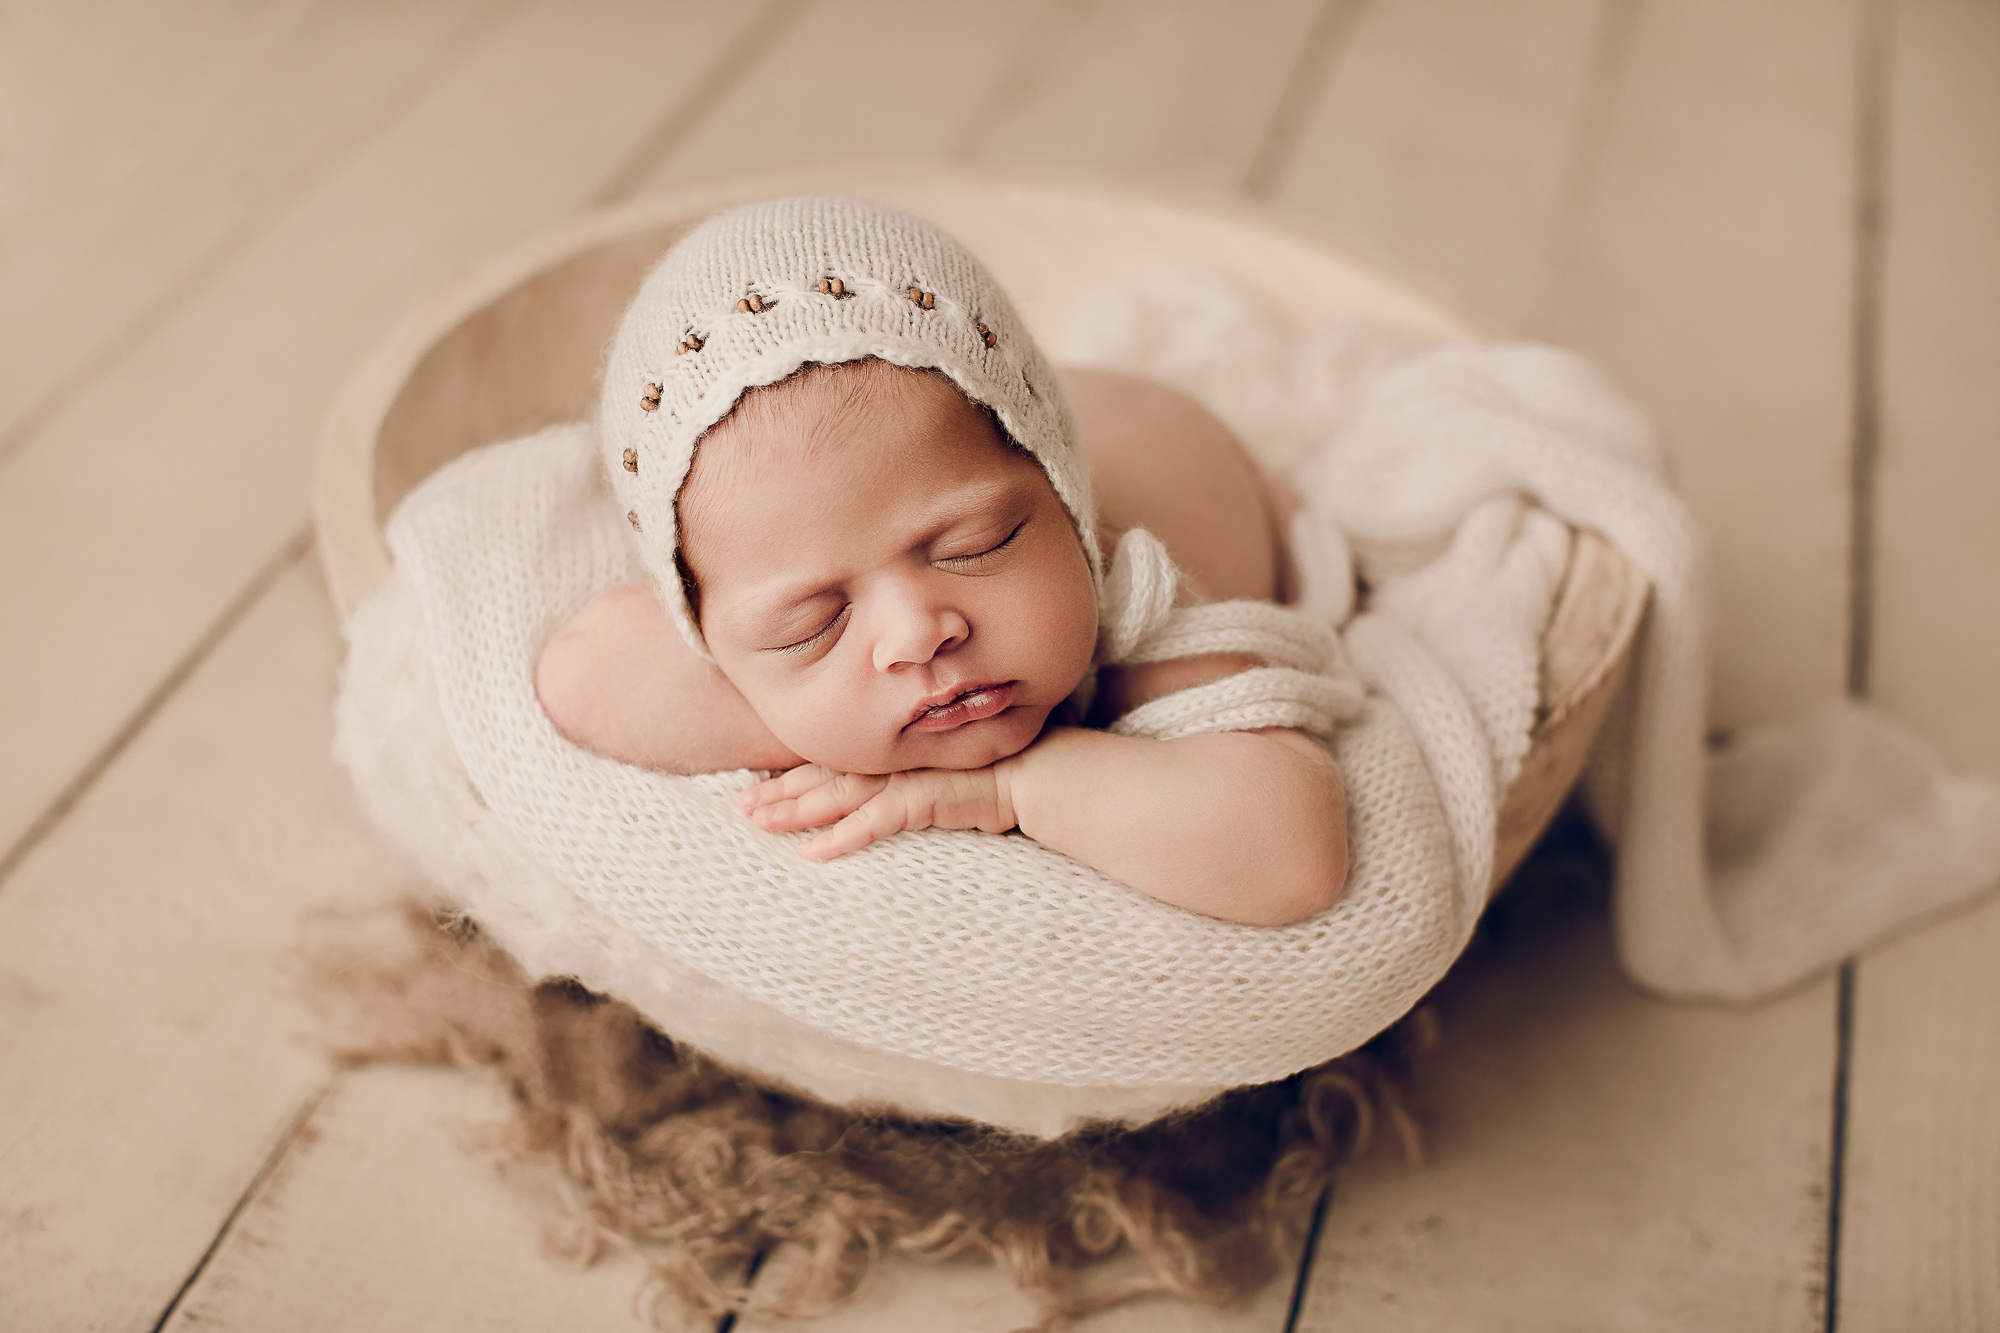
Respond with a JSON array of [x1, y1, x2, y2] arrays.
[[339, 422, 1453, 1138], [1092, 531, 1363, 739], [600, 196, 1098, 659], [337, 268, 2000, 1137], [1084, 526, 1363, 740]]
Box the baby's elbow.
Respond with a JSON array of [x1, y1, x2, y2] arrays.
[[1242, 832, 1347, 926], [1233, 740, 1351, 926], [1288, 844, 1350, 923], [535, 625, 602, 749]]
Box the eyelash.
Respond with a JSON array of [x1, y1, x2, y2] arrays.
[[770, 524, 1024, 656], [941, 522, 1023, 570], [776, 603, 849, 655]]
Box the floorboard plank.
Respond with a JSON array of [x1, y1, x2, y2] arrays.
[[159, 1067, 656, 1333], [1836, 10, 2000, 1325], [1867, 0, 2000, 780], [1271, 0, 1606, 330], [732, 1241, 1303, 1333], [0, 565, 411, 1330], [1528, 0, 1863, 734], [734, 1256, 1041, 1333], [632, 0, 1051, 195], [963, 0, 1332, 195], [1839, 895, 2000, 1332], [0, 0, 502, 462], [0, 0, 761, 864], [1294, 905, 1834, 1331]]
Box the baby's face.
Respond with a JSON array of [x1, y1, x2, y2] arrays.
[[678, 362, 1098, 775]]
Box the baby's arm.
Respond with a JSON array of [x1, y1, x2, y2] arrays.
[[1020, 726, 1347, 924], [536, 581, 802, 773], [744, 724, 1348, 927]]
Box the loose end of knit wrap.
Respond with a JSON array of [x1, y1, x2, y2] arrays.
[[1096, 527, 1365, 741]]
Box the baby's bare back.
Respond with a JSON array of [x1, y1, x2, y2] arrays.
[[1062, 368, 1289, 604], [535, 371, 1290, 773]]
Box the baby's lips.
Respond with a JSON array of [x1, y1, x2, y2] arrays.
[[904, 681, 1016, 732]]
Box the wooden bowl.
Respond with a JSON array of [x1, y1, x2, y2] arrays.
[[313, 169, 1646, 893]]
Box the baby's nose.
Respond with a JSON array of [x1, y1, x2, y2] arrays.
[[872, 595, 969, 672]]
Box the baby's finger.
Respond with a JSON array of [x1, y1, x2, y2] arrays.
[[752, 771, 889, 832], [799, 787, 913, 861], [739, 763, 836, 811]]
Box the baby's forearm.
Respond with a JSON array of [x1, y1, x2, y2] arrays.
[[999, 726, 1348, 926], [537, 581, 801, 773]]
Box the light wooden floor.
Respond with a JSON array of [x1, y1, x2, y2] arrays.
[[2, 2, 1995, 1329]]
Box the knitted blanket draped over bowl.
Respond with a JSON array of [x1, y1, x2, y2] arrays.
[[1296, 343, 2000, 1002], [336, 293, 2000, 1138], [1055, 285, 2000, 1004]]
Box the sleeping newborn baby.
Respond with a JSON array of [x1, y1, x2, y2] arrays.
[[535, 197, 1350, 926]]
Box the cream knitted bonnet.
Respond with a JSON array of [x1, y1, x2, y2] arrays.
[[599, 196, 1098, 658]]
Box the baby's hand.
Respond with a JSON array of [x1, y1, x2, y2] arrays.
[[739, 763, 1017, 861]]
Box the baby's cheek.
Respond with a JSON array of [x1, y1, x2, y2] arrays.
[[1038, 570, 1101, 695], [756, 687, 896, 774]]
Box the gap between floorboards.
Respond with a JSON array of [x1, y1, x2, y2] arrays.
[[148, 1077, 341, 1333], [0, 525, 311, 892]]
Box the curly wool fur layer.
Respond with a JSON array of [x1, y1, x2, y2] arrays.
[[297, 902, 1427, 1330]]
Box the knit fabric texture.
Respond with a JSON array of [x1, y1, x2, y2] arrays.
[[1298, 342, 2000, 1000], [1093, 528, 1364, 740], [340, 418, 1456, 1136], [336, 268, 2000, 1136], [600, 196, 1097, 660]]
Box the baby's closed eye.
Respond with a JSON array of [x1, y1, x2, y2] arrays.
[[934, 520, 1024, 572], [770, 603, 850, 656]]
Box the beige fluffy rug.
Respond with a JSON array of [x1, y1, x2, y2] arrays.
[[298, 900, 1433, 1330]]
